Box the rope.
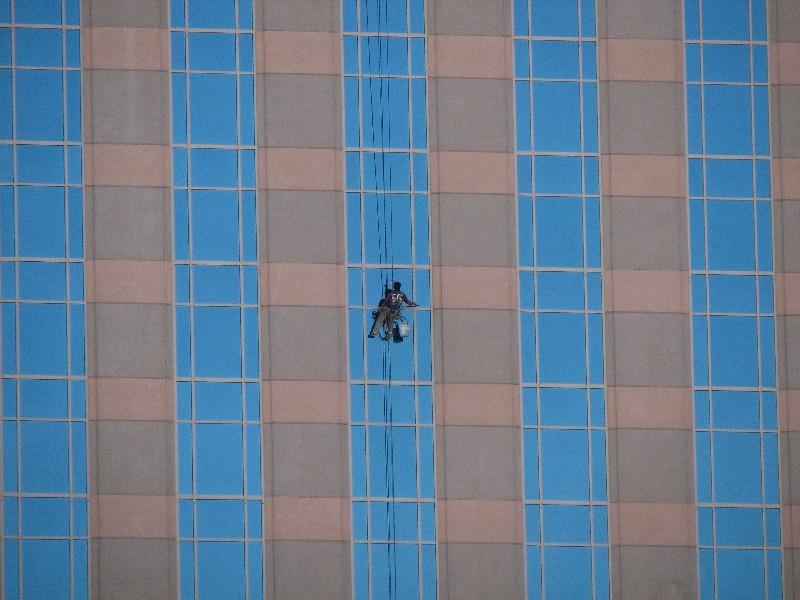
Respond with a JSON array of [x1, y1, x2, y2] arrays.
[[365, 2, 401, 597]]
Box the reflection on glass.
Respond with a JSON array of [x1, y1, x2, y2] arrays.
[[344, 0, 436, 597]]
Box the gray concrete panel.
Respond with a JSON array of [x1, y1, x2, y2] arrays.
[[428, 0, 510, 36], [440, 543, 524, 600], [262, 306, 346, 381], [611, 545, 696, 600], [608, 429, 695, 503], [84, 70, 169, 145], [432, 194, 517, 268], [435, 309, 518, 384], [269, 541, 350, 600], [604, 312, 691, 387], [773, 85, 800, 159], [601, 81, 685, 156], [259, 74, 341, 149], [785, 548, 800, 600], [773, 200, 800, 273], [598, 0, 683, 40], [86, 187, 171, 261], [88, 303, 172, 379], [260, 190, 343, 264], [259, 0, 340, 32], [602, 196, 688, 271], [267, 423, 349, 497], [85, 0, 167, 28], [93, 421, 175, 495], [777, 316, 800, 389], [93, 539, 176, 600], [438, 426, 520, 500], [772, 0, 800, 43], [428, 78, 513, 153], [782, 431, 800, 504]]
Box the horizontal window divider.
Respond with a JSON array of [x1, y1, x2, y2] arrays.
[[696, 502, 783, 508], [685, 39, 769, 46], [2, 492, 89, 498]]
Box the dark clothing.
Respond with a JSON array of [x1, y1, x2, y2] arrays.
[[369, 288, 416, 338]]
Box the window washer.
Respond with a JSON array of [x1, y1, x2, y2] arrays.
[[368, 281, 417, 340]]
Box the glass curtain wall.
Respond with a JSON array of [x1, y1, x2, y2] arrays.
[[343, 0, 436, 598], [513, 0, 609, 597], [0, 0, 88, 598], [170, 0, 263, 597], [685, 0, 782, 597]]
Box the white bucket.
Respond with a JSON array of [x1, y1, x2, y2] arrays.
[[397, 321, 411, 337]]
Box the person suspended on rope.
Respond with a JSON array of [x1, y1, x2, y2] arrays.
[[368, 281, 417, 340]]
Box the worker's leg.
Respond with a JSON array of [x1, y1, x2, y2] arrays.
[[383, 310, 397, 340], [368, 308, 387, 337]]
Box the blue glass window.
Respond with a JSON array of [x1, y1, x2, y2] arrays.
[[345, 2, 436, 596], [689, 15, 781, 576], [173, 2, 262, 596], [515, 1, 607, 596]]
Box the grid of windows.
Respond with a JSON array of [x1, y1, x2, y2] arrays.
[[170, 1, 263, 597], [513, 0, 609, 598], [684, 1, 783, 597], [343, 0, 436, 598], [0, 0, 88, 598]]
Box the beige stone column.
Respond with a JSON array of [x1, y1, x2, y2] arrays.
[[597, 0, 697, 598], [426, 1, 525, 598], [769, 0, 800, 596], [81, 0, 177, 598], [255, 1, 351, 598]]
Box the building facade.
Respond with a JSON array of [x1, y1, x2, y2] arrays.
[[1, 0, 799, 598]]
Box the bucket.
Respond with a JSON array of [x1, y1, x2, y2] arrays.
[[397, 321, 411, 337]]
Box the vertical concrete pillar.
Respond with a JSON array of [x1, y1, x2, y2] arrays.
[[81, 0, 177, 598], [426, 1, 524, 598], [597, 1, 697, 598], [769, 0, 800, 596], [255, 1, 351, 598]]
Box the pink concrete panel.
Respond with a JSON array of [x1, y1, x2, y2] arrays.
[[427, 35, 511, 79], [604, 269, 689, 314], [437, 499, 523, 544], [91, 494, 174, 539], [770, 43, 800, 85], [607, 386, 693, 430], [601, 154, 686, 198], [429, 151, 515, 195], [261, 263, 344, 307], [83, 27, 168, 71], [780, 389, 800, 432], [88, 377, 174, 421], [87, 260, 171, 304], [84, 144, 171, 188], [267, 497, 350, 541], [432, 266, 517, 310], [256, 31, 341, 75], [610, 502, 696, 546], [264, 380, 348, 424], [434, 383, 520, 427], [598, 39, 683, 82], [773, 158, 800, 201], [776, 273, 800, 316], [259, 148, 342, 191]]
